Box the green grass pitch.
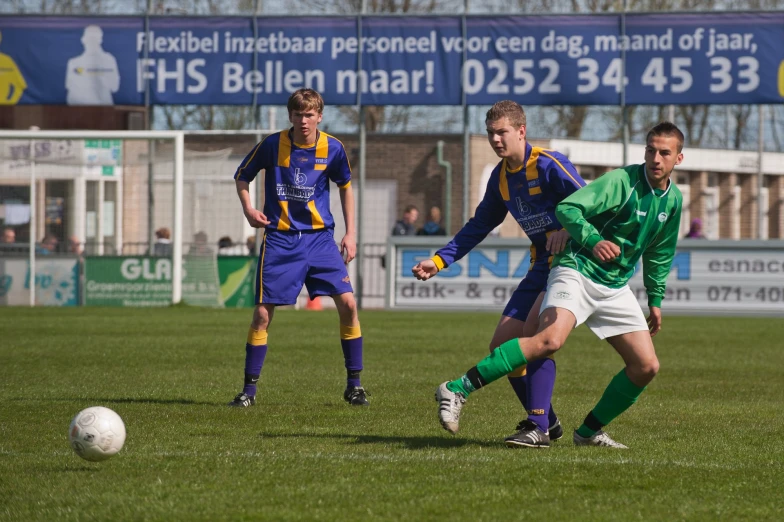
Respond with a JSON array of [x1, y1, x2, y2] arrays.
[[1, 307, 783, 521]]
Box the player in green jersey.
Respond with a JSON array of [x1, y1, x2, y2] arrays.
[[436, 122, 684, 448]]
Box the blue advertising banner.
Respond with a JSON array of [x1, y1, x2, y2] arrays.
[[0, 13, 782, 106]]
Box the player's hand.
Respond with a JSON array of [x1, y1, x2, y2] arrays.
[[647, 306, 662, 337], [340, 235, 356, 264], [412, 259, 439, 281], [546, 229, 570, 254], [244, 208, 270, 228], [592, 240, 620, 262]]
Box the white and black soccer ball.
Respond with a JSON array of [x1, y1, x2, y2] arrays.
[[68, 406, 126, 462]]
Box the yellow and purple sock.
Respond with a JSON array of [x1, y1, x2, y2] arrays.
[[243, 327, 268, 397], [340, 324, 363, 388], [576, 369, 646, 438], [525, 358, 557, 432]]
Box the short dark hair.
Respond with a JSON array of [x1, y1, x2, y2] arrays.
[[287, 88, 324, 115], [485, 100, 526, 128], [646, 122, 684, 153], [404, 205, 418, 214]]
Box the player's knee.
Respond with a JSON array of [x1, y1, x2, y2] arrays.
[[643, 358, 660, 379], [537, 333, 564, 357], [252, 306, 271, 329], [631, 357, 659, 384]]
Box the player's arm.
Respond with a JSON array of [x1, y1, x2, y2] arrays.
[[338, 182, 356, 263], [329, 142, 356, 263], [234, 140, 269, 228], [555, 169, 627, 260], [642, 201, 682, 335], [412, 175, 507, 281]]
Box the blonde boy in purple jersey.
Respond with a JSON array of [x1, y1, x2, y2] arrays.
[[229, 88, 368, 407], [436, 122, 685, 448], [415, 101, 586, 448]]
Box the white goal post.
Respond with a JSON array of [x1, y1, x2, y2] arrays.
[[0, 129, 185, 304]]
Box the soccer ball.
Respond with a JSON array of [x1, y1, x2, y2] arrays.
[[68, 406, 126, 462]]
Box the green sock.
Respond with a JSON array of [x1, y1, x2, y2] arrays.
[[576, 370, 646, 438], [446, 339, 528, 397]]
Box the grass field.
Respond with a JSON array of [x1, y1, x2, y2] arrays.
[[1, 307, 783, 521]]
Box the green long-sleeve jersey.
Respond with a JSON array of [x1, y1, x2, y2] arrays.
[[553, 164, 682, 308]]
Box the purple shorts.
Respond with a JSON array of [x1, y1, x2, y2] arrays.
[[254, 229, 353, 306], [501, 263, 549, 322]]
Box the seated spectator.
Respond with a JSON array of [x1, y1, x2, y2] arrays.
[[391, 205, 419, 236], [417, 206, 446, 236], [68, 235, 83, 256], [246, 235, 258, 256], [2, 227, 15, 244], [37, 234, 58, 255], [218, 236, 245, 255], [189, 231, 213, 255], [685, 218, 705, 239], [152, 227, 173, 256]]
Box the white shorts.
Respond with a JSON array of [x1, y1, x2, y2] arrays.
[[541, 266, 648, 340]]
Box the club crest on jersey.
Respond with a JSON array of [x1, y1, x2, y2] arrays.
[[294, 168, 307, 186], [516, 197, 531, 217], [658, 212, 668, 222]]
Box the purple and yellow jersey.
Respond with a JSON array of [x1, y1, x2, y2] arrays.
[[234, 129, 351, 232], [434, 142, 586, 270]]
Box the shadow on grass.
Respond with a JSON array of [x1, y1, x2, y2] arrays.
[[11, 397, 214, 406], [257, 431, 496, 449]]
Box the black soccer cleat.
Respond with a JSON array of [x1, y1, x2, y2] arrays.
[[227, 392, 255, 407], [504, 419, 551, 448], [343, 386, 369, 406], [548, 419, 564, 441]]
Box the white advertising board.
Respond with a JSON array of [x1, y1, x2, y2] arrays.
[[0, 258, 80, 306], [389, 238, 784, 316]]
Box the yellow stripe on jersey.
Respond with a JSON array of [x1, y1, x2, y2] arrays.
[[256, 234, 267, 304], [526, 147, 542, 195], [234, 137, 266, 180], [540, 149, 582, 188], [499, 159, 510, 201], [315, 132, 329, 171], [278, 201, 291, 231], [432, 254, 446, 271], [307, 200, 325, 229], [277, 131, 291, 168], [544, 229, 557, 267], [325, 132, 352, 173], [338, 181, 351, 189], [528, 244, 536, 270]]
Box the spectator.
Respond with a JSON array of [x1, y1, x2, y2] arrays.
[[417, 206, 446, 236], [189, 231, 213, 255], [68, 235, 83, 255], [2, 227, 15, 243], [152, 227, 172, 256], [37, 234, 58, 255], [391, 205, 419, 236], [246, 235, 258, 256], [218, 236, 233, 249], [218, 235, 245, 255], [685, 218, 705, 239]]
